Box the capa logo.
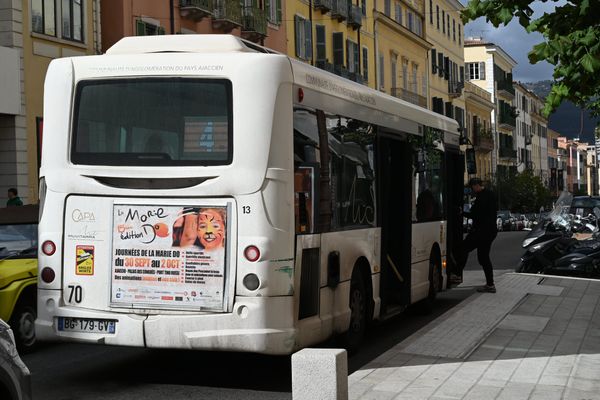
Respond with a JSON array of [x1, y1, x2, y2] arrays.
[[72, 209, 96, 222]]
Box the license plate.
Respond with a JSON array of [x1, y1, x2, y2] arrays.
[[57, 317, 116, 334]]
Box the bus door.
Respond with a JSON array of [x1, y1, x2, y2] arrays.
[[377, 134, 412, 311], [444, 147, 464, 284]]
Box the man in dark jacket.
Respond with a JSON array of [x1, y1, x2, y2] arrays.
[[451, 178, 498, 293]]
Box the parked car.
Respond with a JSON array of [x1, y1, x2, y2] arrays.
[[0, 319, 32, 400], [497, 210, 513, 231], [570, 196, 600, 218], [0, 205, 38, 351]]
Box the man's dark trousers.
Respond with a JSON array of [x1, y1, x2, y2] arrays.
[[458, 230, 497, 286]]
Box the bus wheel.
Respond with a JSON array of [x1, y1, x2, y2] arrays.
[[10, 305, 37, 352], [428, 255, 442, 301], [340, 270, 367, 353]]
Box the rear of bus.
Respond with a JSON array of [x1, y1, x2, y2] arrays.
[[36, 36, 299, 354]]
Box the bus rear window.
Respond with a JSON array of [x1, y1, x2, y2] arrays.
[[71, 78, 232, 166]]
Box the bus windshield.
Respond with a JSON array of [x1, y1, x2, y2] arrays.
[[71, 78, 232, 166]]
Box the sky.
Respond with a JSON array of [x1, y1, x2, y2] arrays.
[[463, 0, 567, 83]]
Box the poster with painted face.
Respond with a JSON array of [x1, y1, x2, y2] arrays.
[[111, 204, 228, 311]]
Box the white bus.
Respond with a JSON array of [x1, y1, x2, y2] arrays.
[[37, 35, 464, 355]]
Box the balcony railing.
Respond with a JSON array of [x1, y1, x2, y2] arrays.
[[448, 80, 463, 98], [474, 128, 493, 152], [314, 0, 332, 13], [331, 0, 348, 21], [316, 60, 335, 73], [241, 5, 267, 41], [180, 0, 212, 21], [347, 4, 362, 29], [390, 87, 427, 108], [212, 0, 242, 31], [497, 79, 515, 97], [499, 146, 517, 159]]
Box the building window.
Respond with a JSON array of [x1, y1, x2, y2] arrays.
[[402, 58, 408, 90], [362, 0, 367, 15], [395, 3, 402, 24], [315, 25, 326, 62], [136, 19, 166, 36], [429, 0, 433, 24], [458, 24, 461, 45], [384, 0, 391, 16], [268, 0, 281, 24], [466, 62, 486, 80], [362, 47, 369, 81], [452, 19, 456, 42], [62, 0, 83, 41], [447, 14, 450, 37], [32, 0, 56, 36], [333, 32, 344, 69], [294, 15, 312, 61], [436, 6, 439, 30], [411, 63, 418, 93], [379, 54, 385, 90], [442, 10, 445, 33], [346, 40, 359, 73], [431, 48, 437, 74]]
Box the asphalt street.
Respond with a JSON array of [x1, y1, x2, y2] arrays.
[[22, 232, 527, 400]]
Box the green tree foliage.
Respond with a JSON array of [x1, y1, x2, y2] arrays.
[[462, 0, 600, 117], [493, 171, 552, 212]]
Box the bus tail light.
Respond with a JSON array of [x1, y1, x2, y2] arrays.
[[244, 245, 260, 262], [243, 273, 260, 291], [41, 267, 56, 283], [42, 240, 56, 256]]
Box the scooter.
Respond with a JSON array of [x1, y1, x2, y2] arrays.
[[517, 191, 600, 278]]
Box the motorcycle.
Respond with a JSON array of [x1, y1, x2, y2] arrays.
[[518, 191, 600, 278]]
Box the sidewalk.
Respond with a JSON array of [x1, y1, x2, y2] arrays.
[[348, 271, 600, 399]]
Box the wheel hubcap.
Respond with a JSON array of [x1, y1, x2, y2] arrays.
[[350, 289, 364, 332], [18, 312, 35, 344]]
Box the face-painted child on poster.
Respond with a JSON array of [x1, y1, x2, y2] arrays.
[[197, 208, 226, 251]]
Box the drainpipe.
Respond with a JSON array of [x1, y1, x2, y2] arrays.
[[374, 14, 379, 90], [309, 0, 313, 66]]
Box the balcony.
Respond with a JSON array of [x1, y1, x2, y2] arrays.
[[331, 0, 348, 21], [448, 80, 463, 98], [474, 128, 493, 152], [180, 0, 212, 21], [497, 78, 515, 98], [499, 146, 517, 159], [316, 60, 335, 73], [241, 6, 267, 42], [314, 0, 332, 13], [212, 0, 242, 32], [347, 4, 362, 29], [391, 87, 428, 108]]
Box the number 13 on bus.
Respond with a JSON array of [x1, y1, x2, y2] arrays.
[[36, 35, 464, 354]]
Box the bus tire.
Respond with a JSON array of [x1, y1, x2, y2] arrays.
[[9, 304, 37, 352], [428, 254, 442, 302], [340, 269, 367, 353]]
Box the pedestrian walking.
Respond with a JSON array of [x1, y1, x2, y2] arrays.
[[6, 188, 23, 207], [450, 178, 498, 293]]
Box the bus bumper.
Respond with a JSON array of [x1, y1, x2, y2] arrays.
[[36, 290, 296, 354]]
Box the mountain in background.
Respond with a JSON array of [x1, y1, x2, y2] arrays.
[[523, 80, 599, 143]]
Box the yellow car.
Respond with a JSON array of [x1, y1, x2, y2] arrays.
[[0, 205, 38, 351]]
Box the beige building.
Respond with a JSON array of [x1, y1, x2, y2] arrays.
[[285, 0, 374, 88], [373, 0, 429, 106], [464, 38, 517, 179], [464, 81, 494, 181], [547, 129, 563, 195], [102, 0, 287, 53], [425, 0, 464, 126], [0, 0, 101, 205]]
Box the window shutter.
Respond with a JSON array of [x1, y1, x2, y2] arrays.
[[431, 49, 437, 74], [444, 56, 449, 80], [305, 19, 313, 60], [363, 47, 368, 80], [276, 0, 281, 23], [479, 62, 486, 80], [346, 39, 350, 71], [316, 25, 326, 61], [333, 32, 344, 67], [459, 66, 464, 83], [445, 102, 454, 118], [438, 52, 444, 77], [136, 19, 146, 36], [354, 43, 359, 73], [295, 16, 302, 57], [265, 0, 271, 22]]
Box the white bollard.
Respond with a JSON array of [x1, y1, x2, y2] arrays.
[[292, 348, 348, 400]]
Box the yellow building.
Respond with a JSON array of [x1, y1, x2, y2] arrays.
[[464, 82, 494, 182], [286, 1, 376, 88], [373, 0, 429, 107], [1, 0, 101, 205], [425, 0, 464, 126], [464, 38, 517, 179]]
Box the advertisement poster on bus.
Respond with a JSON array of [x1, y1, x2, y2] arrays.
[[111, 204, 228, 311]]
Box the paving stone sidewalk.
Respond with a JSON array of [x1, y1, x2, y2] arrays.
[[349, 273, 600, 399]]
